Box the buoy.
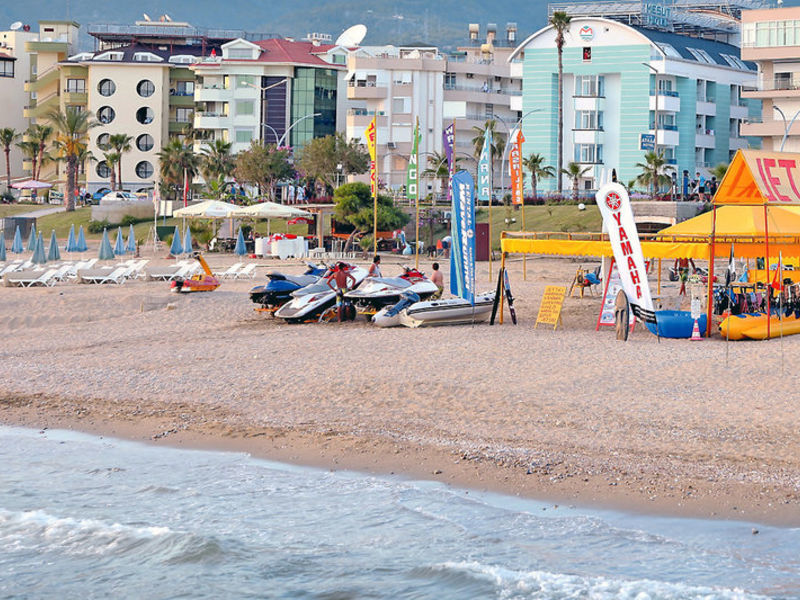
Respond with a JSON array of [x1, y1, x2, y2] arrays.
[[690, 318, 702, 341]]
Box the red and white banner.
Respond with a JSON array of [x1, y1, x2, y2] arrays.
[[596, 182, 653, 314], [509, 128, 524, 206]]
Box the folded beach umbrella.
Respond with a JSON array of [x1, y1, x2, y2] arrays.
[[126, 224, 136, 255], [113, 226, 126, 255], [182, 226, 193, 255], [11, 226, 23, 254], [0, 231, 6, 262], [76, 225, 88, 252], [65, 224, 77, 252], [32, 231, 47, 264], [26, 224, 37, 251], [98, 228, 115, 260], [169, 225, 183, 256], [234, 227, 246, 257], [47, 229, 61, 262]]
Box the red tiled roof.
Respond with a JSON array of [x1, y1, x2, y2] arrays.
[[249, 38, 340, 67], [0, 51, 16, 60]]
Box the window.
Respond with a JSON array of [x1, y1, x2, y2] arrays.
[[392, 97, 409, 113], [235, 100, 254, 116], [687, 48, 717, 64], [136, 134, 154, 152], [94, 51, 123, 61], [485, 103, 494, 118], [174, 80, 194, 95], [98, 79, 116, 96], [133, 52, 163, 62], [228, 48, 255, 59], [135, 161, 154, 179], [575, 110, 603, 130], [97, 133, 110, 149], [175, 107, 192, 123], [582, 47, 591, 61], [575, 75, 604, 97], [574, 143, 603, 163], [444, 72, 456, 89], [97, 106, 115, 124], [720, 53, 748, 70], [236, 75, 255, 88], [169, 55, 195, 64], [235, 129, 254, 144], [0, 60, 15, 78], [136, 107, 154, 124], [137, 79, 155, 97], [656, 43, 681, 58], [96, 161, 111, 178], [66, 78, 85, 93]]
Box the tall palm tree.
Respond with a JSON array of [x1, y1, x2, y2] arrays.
[[560, 161, 591, 201], [1, 128, 20, 190], [29, 124, 53, 181], [48, 107, 98, 211], [156, 138, 199, 200], [550, 10, 571, 196], [200, 139, 234, 183], [103, 151, 120, 192], [522, 153, 555, 200], [108, 133, 133, 190], [16, 139, 39, 182], [422, 150, 462, 203], [635, 151, 674, 199]]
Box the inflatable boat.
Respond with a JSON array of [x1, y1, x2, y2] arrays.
[[645, 310, 706, 339], [719, 312, 800, 340]]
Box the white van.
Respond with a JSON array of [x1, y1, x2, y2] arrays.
[[100, 191, 139, 202]]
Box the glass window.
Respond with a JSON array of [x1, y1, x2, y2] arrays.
[[174, 80, 194, 95], [136, 133, 154, 152], [175, 107, 193, 122], [137, 79, 155, 97], [228, 48, 254, 59], [135, 161, 154, 179], [574, 143, 603, 163], [235, 100, 254, 116], [444, 72, 456, 89], [0, 60, 13, 77], [66, 78, 85, 93], [97, 106, 115, 124], [97, 133, 110, 149], [96, 161, 111, 178], [98, 79, 116, 96], [136, 107, 154, 124], [235, 129, 253, 143], [575, 75, 604, 97], [236, 75, 255, 88]]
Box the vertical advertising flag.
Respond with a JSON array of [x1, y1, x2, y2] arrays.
[[595, 182, 654, 318], [364, 117, 377, 197], [509, 128, 525, 205], [449, 170, 476, 304], [406, 120, 420, 201], [477, 128, 493, 205], [442, 123, 455, 171]]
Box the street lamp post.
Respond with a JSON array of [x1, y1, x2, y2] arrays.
[[277, 113, 321, 148], [241, 78, 289, 146], [772, 105, 800, 152], [260, 123, 280, 145]]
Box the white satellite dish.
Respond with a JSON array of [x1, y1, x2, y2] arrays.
[[164, 14, 172, 22], [9, 21, 23, 31], [142, 13, 151, 21], [336, 24, 367, 47]]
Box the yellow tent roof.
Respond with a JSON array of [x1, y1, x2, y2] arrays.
[[656, 205, 800, 239], [715, 149, 800, 205]]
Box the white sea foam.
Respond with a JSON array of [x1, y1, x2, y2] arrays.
[[434, 561, 767, 600]]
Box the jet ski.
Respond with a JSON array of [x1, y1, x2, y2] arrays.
[[344, 266, 439, 312], [274, 262, 368, 323], [373, 291, 496, 328], [249, 263, 327, 310]]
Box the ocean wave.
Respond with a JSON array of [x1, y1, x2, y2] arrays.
[[0, 509, 223, 564], [426, 561, 767, 600]]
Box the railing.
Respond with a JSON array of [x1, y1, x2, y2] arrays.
[[443, 83, 521, 96], [697, 96, 715, 103], [169, 90, 194, 96], [650, 90, 679, 97], [64, 87, 86, 94], [347, 109, 385, 116], [573, 93, 605, 99]]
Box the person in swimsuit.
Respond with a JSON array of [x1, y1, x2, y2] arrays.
[[673, 257, 696, 296], [368, 255, 382, 278], [430, 262, 444, 299], [326, 262, 356, 321]]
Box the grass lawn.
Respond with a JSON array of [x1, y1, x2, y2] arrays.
[[0, 204, 55, 218]]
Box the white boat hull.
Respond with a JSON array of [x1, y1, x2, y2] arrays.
[[373, 292, 496, 328]]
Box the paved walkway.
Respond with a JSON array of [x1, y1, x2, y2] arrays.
[[12, 206, 66, 219]]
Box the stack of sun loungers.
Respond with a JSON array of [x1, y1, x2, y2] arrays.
[[0, 258, 151, 287]]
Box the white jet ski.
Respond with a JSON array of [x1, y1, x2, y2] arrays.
[[344, 266, 439, 312], [373, 290, 496, 328], [275, 263, 368, 323]]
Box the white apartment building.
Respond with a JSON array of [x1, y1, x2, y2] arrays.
[[0, 26, 36, 187], [346, 24, 522, 196]]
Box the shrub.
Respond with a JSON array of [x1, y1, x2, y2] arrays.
[[120, 214, 144, 227], [88, 219, 110, 234]]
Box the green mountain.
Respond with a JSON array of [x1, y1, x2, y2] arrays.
[[0, 0, 546, 49]]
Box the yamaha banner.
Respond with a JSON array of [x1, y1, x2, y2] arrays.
[[477, 127, 492, 205], [450, 170, 476, 304]]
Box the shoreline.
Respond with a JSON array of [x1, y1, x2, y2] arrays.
[[2, 256, 800, 527]]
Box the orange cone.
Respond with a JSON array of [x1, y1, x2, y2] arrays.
[[690, 318, 702, 341]]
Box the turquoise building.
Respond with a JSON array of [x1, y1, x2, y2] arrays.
[[509, 17, 761, 194]]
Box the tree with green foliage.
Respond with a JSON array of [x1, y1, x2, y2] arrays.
[[108, 133, 133, 190], [298, 133, 369, 188], [522, 153, 555, 200], [103, 151, 120, 192], [200, 139, 235, 184], [550, 10, 571, 195], [234, 141, 294, 200], [1, 128, 19, 191], [470, 119, 505, 162], [333, 182, 409, 251], [560, 161, 591, 201], [16, 139, 39, 183], [635, 151, 674, 199], [48, 107, 98, 211], [29, 124, 53, 181], [422, 151, 462, 203], [156, 138, 199, 200], [710, 163, 729, 182]]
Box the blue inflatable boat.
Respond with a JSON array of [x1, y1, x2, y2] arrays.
[[645, 310, 707, 338]]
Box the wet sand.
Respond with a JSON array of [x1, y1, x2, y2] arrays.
[[2, 254, 799, 526]]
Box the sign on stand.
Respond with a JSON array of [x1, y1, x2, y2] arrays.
[[535, 285, 566, 330], [596, 259, 650, 331], [689, 275, 705, 320]]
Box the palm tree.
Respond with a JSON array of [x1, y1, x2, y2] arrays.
[[103, 151, 120, 192], [200, 139, 234, 184], [422, 150, 462, 203], [29, 124, 53, 181], [156, 138, 199, 200], [1, 128, 20, 191], [560, 161, 591, 202], [635, 151, 674, 199], [550, 10, 571, 196], [48, 107, 98, 211], [108, 133, 133, 190], [522, 153, 555, 200]]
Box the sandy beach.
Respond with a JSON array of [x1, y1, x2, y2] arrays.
[[2, 253, 799, 526]]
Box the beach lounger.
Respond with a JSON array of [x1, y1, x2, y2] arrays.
[[4, 268, 59, 287], [214, 263, 243, 279], [0, 261, 23, 276], [130, 259, 150, 279], [79, 266, 129, 284], [51, 263, 75, 282], [233, 263, 257, 279]]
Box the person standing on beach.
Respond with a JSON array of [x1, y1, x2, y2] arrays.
[[326, 262, 356, 321], [430, 262, 444, 299], [674, 257, 696, 296], [368, 255, 382, 278]]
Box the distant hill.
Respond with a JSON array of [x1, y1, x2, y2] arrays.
[[0, 0, 547, 50]]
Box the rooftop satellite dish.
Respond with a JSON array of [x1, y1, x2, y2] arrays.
[[9, 21, 23, 31], [164, 14, 172, 22], [336, 24, 367, 47], [142, 13, 151, 21]]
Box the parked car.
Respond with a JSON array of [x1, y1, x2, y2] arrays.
[[100, 191, 139, 202]]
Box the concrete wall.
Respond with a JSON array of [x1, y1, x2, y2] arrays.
[[91, 200, 154, 223]]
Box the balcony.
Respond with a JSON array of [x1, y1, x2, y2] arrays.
[[730, 104, 749, 120], [194, 113, 229, 129], [740, 117, 795, 138], [169, 93, 195, 107], [573, 129, 603, 144], [573, 96, 604, 111], [63, 90, 88, 105], [651, 128, 679, 147], [346, 109, 387, 129], [730, 137, 749, 151], [695, 131, 715, 148], [25, 40, 69, 54], [696, 99, 716, 116], [23, 91, 59, 119], [170, 120, 193, 133], [24, 67, 59, 93], [347, 83, 387, 99], [650, 91, 680, 112], [510, 95, 522, 112], [194, 85, 232, 102]]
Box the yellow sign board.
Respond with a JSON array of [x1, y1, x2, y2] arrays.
[[535, 285, 566, 330]]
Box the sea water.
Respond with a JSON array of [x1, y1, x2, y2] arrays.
[[1, 426, 799, 599]]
